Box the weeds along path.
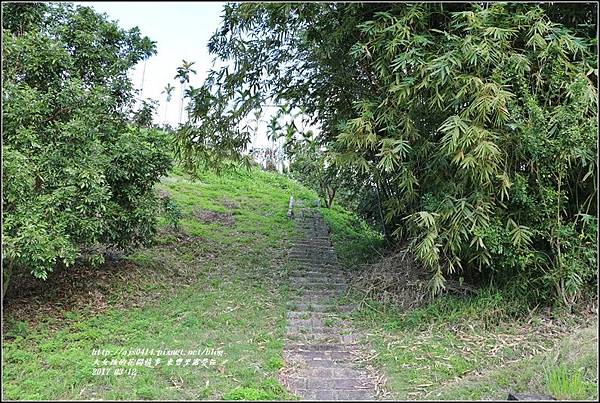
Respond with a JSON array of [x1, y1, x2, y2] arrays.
[[279, 207, 383, 400]]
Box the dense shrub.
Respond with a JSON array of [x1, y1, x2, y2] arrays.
[[160, 195, 183, 230], [2, 3, 171, 295]]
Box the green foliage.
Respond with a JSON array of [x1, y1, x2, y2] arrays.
[[132, 98, 159, 128], [201, 2, 597, 306], [1, 3, 48, 36], [400, 288, 531, 330], [222, 380, 289, 401], [3, 167, 310, 400], [265, 356, 284, 371], [160, 196, 183, 230], [174, 59, 197, 125], [2, 3, 170, 287], [321, 206, 386, 268], [174, 59, 196, 85], [4, 320, 29, 339], [288, 138, 337, 207], [353, 285, 535, 333], [545, 364, 590, 400], [335, 3, 597, 304]]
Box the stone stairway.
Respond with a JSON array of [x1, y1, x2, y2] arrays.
[[280, 208, 380, 400]]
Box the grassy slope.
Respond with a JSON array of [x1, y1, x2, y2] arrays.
[[3, 167, 597, 401], [2, 166, 316, 400], [427, 326, 598, 400], [323, 207, 598, 401]]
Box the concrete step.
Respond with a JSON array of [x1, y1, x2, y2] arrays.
[[288, 290, 348, 299], [293, 283, 347, 292], [290, 260, 339, 265], [289, 246, 334, 250], [289, 271, 344, 279], [289, 255, 337, 261], [288, 289, 342, 297], [285, 333, 363, 344], [289, 254, 338, 261], [290, 264, 342, 271], [289, 258, 338, 264], [289, 277, 347, 286], [284, 343, 363, 352], [286, 326, 356, 337], [292, 243, 333, 248], [288, 276, 346, 284], [286, 311, 346, 320], [290, 388, 376, 401], [289, 249, 335, 255], [284, 375, 369, 390], [295, 235, 331, 240], [286, 319, 353, 330], [289, 246, 335, 251], [286, 303, 354, 313]]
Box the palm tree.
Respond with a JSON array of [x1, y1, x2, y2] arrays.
[[174, 60, 196, 124], [161, 83, 175, 125]]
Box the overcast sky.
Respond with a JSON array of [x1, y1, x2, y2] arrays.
[[77, 1, 315, 154], [76, 1, 225, 127]]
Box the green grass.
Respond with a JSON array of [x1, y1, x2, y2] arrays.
[[320, 204, 386, 269], [349, 294, 596, 400], [2, 166, 316, 400], [222, 379, 292, 401], [353, 287, 536, 332], [3, 165, 596, 401], [321, 202, 598, 401], [427, 325, 598, 400], [546, 364, 589, 400]]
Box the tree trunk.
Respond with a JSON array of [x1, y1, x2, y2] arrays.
[[179, 84, 185, 124], [375, 182, 388, 239], [2, 260, 13, 303], [326, 186, 336, 208]]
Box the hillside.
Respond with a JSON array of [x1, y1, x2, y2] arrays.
[[3, 167, 316, 400], [3, 3, 597, 401], [3, 166, 597, 400]]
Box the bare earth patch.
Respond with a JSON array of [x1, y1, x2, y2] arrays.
[[3, 258, 142, 328], [221, 197, 241, 210], [350, 247, 476, 312], [193, 208, 235, 227], [2, 233, 217, 330], [157, 226, 205, 246]]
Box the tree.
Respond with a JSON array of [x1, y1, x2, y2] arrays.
[[2, 3, 172, 298], [161, 83, 175, 124], [132, 98, 159, 128], [182, 2, 597, 306], [174, 59, 196, 124], [288, 137, 337, 208]]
